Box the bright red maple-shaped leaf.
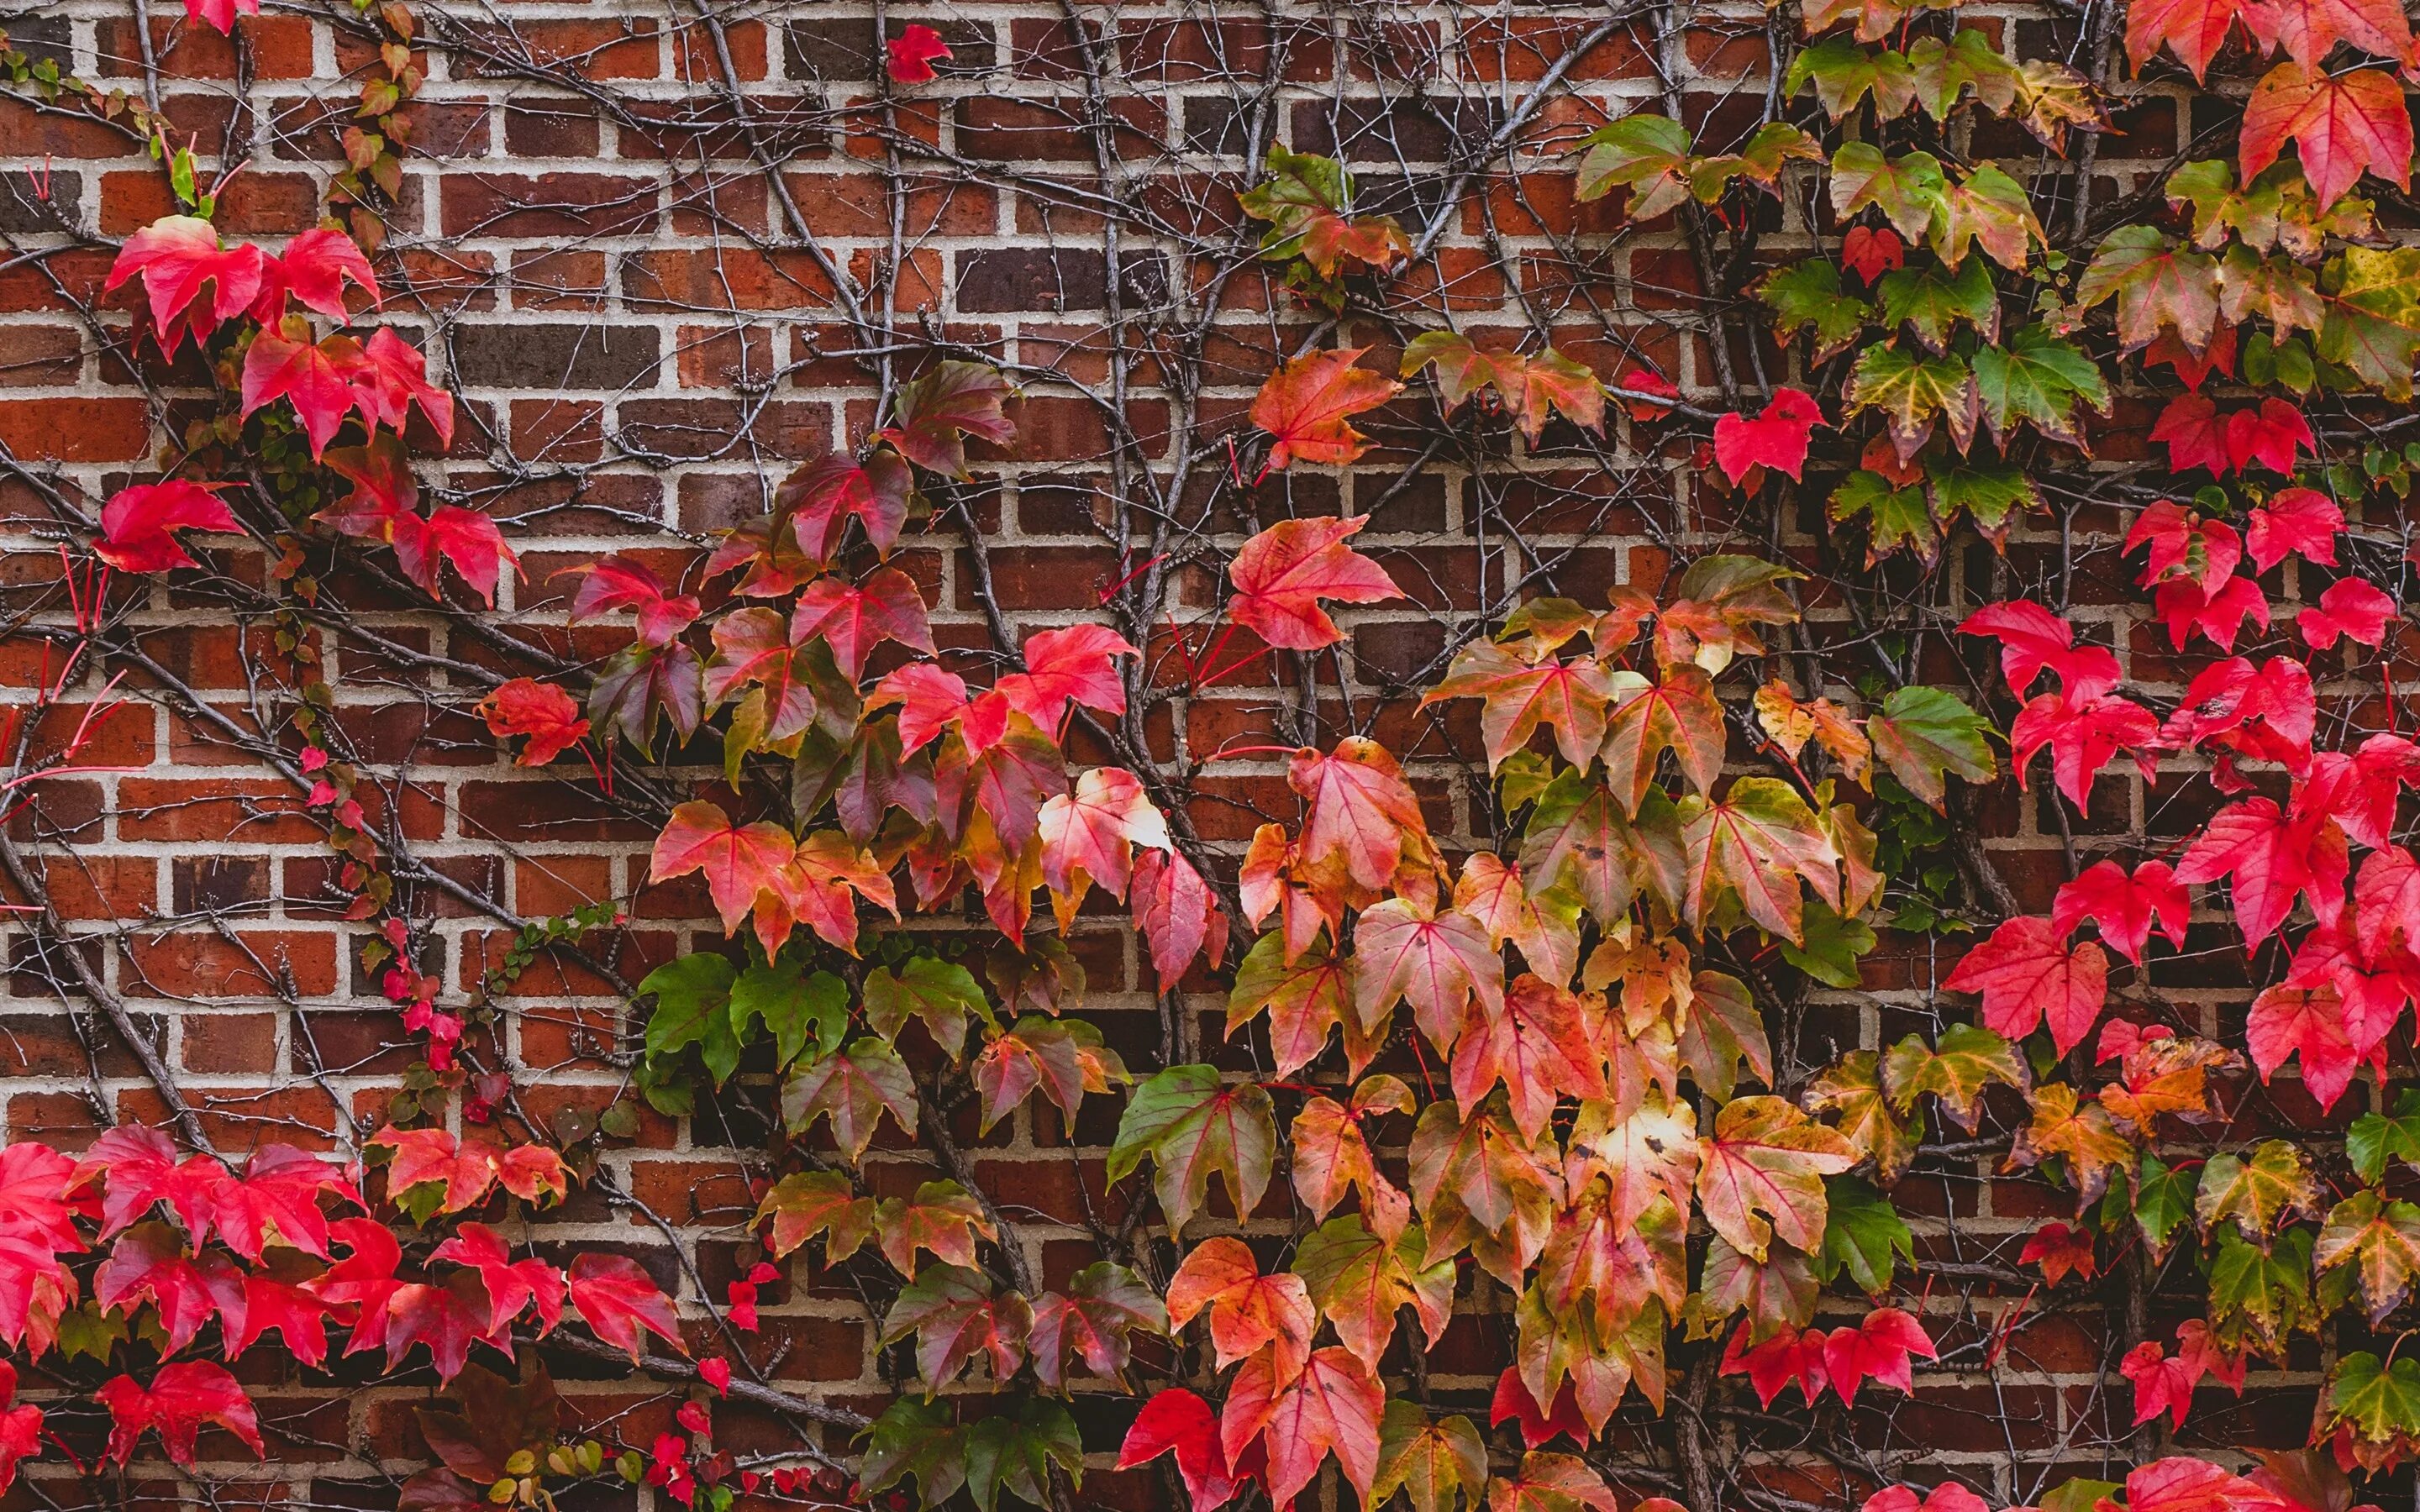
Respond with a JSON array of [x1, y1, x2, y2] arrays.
[[2150, 396, 2238, 480], [1132, 847, 1228, 982], [1118, 1389, 1240, 1511], [387, 1270, 505, 1380], [2180, 795, 2347, 945], [241, 318, 356, 458], [2124, 0, 2265, 78], [1492, 1366, 1591, 1448], [650, 800, 796, 934], [886, 24, 951, 81], [369, 1126, 498, 1215], [2053, 859, 2191, 966], [0, 1365, 38, 1493], [1823, 1308, 1937, 1403], [392, 505, 519, 607], [1039, 766, 1168, 902], [106, 215, 265, 350], [778, 451, 915, 562], [309, 1215, 403, 1356], [1712, 387, 1823, 484], [2299, 577, 2396, 649], [2263, 0, 2412, 71], [2010, 687, 2159, 806], [2152, 575, 2270, 652], [97, 1361, 263, 1467], [1958, 601, 2122, 698], [351, 327, 455, 447], [434, 1221, 566, 1332], [227, 1271, 332, 1367], [476, 678, 590, 766], [569, 1252, 685, 1362], [318, 433, 418, 542], [1165, 1236, 1317, 1377], [93, 1224, 239, 1354], [1288, 738, 1432, 896], [1944, 915, 2108, 1054], [2247, 487, 2344, 571], [263, 228, 380, 323], [95, 479, 240, 573], [2230, 399, 2316, 476], [789, 568, 934, 680], [213, 1143, 358, 1262], [2239, 61, 2412, 211], [2125, 499, 2241, 591], [1250, 348, 1402, 470], [2020, 1221, 2098, 1284], [1721, 1322, 1830, 1406], [1226, 515, 1403, 651], [1221, 1345, 1383, 1510], [563, 554, 701, 648], [2247, 982, 2360, 1109], [2161, 655, 2317, 771], [2123, 1323, 2245, 1431], [996, 622, 1138, 727], [1614, 365, 1680, 421], [0, 1143, 87, 1252], [1840, 225, 1905, 284], [78, 1124, 229, 1243]]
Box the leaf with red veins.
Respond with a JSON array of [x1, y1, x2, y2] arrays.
[[2261, 0, 2412, 70], [1227, 515, 1403, 651], [2053, 859, 2191, 965], [756, 830, 898, 958], [2344, 735, 2420, 848], [2229, 398, 2316, 476], [995, 622, 1138, 727], [1958, 600, 2124, 700], [1692, 1095, 1858, 1263], [1226, 931, 1355, 1077], [267, 228, 380, 323], [476, 678, 590, 767], [354, 328, 455, 446], [868, 663, 979, 756], [2021, 1221, 2099, 1284], [873, 360, 1016, 479], [1292, 1094, 1412, 1241], [1223, 1346, 1385, 1511], [561, 554, 701, 649], [213, 1143, 359, 1262], [1240, 823, 1332, 963], [0, 1236, 72, 1353], [2125, 0, 2267, 78], [2300, 578, 2397, 649], [1289, 738, 1434, 895], [2126, 499, 2242, 591], [93, 1222, 242, 1354], [1451, 974, 1609, 1139], [97, 1361, 263, 1467], [2248, 486, 2345, 571], [387, 1270, 507, 1380], [1680, 776, 1844, 945], [1039, 767, 1167, 904], [2240, 62, 2412, 213], [649, 800, 796, 936], [1166, 1236, 1318, 1378], [78, 1125, 230, 1244], [228, 1269, 333, 1368], [1250, 349, 1402, 470], [2161, 655, 2317, 768], [1118, 1389, 1239, 1512], [2355, 846, 2420, 957], [0, 1382, 37, 1493], [95, 479, 242, 574], [885, 23, 951, 81], [1132, 847, 1228, 982], [318, 433, 419, 543], [1712, 387, 1823, 484], [1823, 1307, 1936, 1404], [1491, 1452, 1623, 1512], [368, 1126, 497, 1215], [105, 216, 265, 349], [1353, 898, 1503, 1047], [786, 568, 933, 681], [433, 1222, 566, 1332], [1423, 640, 1618, 771], [699, 606, 819, 742], [1455, 853, 1576, 988], [1027, 1261, 1164, 1391], [2179, 796, 2349, 945], [1944, 916, 2109, 1056], [569, 1253, 684, 1362], [385, 505, 521, 608], [0, 1143, 88, 1252], [2123, 1458, 2288, 1512], [2011, 687, 2159, 806], [241, 319, 356, 459], [881, 1263, 1030, 1387], [776, 451, 916, 562], [306, 1215, 402, 1355], [1602, 667, 1729, 815]]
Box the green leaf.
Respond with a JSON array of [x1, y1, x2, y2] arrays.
[[1760, 260, 1872, 361], [2133, 1152, 2196, 1255], [639, 954, 738, 1078], [730, 956, 850, 1072], [1785, 36, 1918, 120], [1814, 1173, 1913, 1294], [1107, 1064, 1277, 1234], [2206, 1226, 2316, 1352], [2196, 1140, 2320, 1244], [1866, 686, 1996, 810], [1907, 29, 2020, 119], [1574, 113, 1692, 218], [962, 1399, 1081, 1512], [1830, 142, 1948, 241], [1828, 470, 1939, 565], [855, 1399, 966, 1510], [2348, 1088, 2420, 1183], [1876, 258, 1999, 351], [1971, 323, 2110, 445], [1372, 1403, 1487, 1512], [1845, 343, 1980, 461], [2039, 1481, 2123, 1512], [864, 956, 989, 1059], [1925, 459, 2039, 538], [1778, 899, 1876, 988], [2324, 1352, 2420, 1446]]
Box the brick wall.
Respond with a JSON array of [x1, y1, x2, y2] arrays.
[[0, 0, 2281, 1507]]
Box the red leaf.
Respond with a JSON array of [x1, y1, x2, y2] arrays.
[[241, 321, 356, 459], [2054, 859, 2191, 966], [1132, 846, 1228, 981], [369, 1126, 497, 1215], [387, 1270, 507, 1380], [2146, 321, 2237, 390], [1227, 515, 1403, 651], [1615, 365, 1681, 421], [2177, 796, 2347, 945], [996, 622, 1138, 726], [2123, 1339, 2200, 1431], [1959, 600, 2122, 698], [2247, 982, 2360, 1109], [1221, 1346, 1383, 1510], [213, 1143, 358, 1261], [2299, 578, 2396, 649], [433, 1221, 566, 1333], [2121, 1457, 2281, 1512], [1712, 387, 1823, 484], [1944, 916, 2108, 1055], [789, 568, 934, 680], [92, 1223, 241, 1354], [319, 433, 418, 540], [492, 1145, 570, 1205], [2240, 61, 2412, 212], [650, 800, 797, 934], [0, 1143, 87, 1252], [228, 1271, 332, 1368], [1840, 225, 1905, 285], [96, 479, 239, 573], [570, 1253, 685, 1362], [79, 1124, 229, 1243], [2153, 574, 2270, 651], [2125, 0, 2265, 80], [2247, 487, 2344, 571], [178, 0, 259, 31], [871, 360, 1015, 478], [563, 554, 701, 648], [2260, 0, 2412, 71], [777, 452, 915, 562], [104, 216, 265, 350], [0, 1383, 38, 1494], [1720, 1321, 1829, 1406], [1492, 1366, 1591, 1448], [2160, 655, 2316, 771], [392, 506, 518, 607], [307, 1215, 403, 1357], [886, 24, 952, 81], [477, 678, 590, 766], [2125, 498, 2241, 591], [353, 328, 455, 447], [1118, 1389, 1239, 1511], [2150, 396, 2238, 480], [1250, 349, 1402, 470], [1288, 738, 1432, 895], [2010, 687, 2159, 807], [2020, 1221, 2099, 1284], [869, 663, 996, 755], [266, 228, 380, 323], [1822, 1307, 1936, 1403], [2228, 398, 2315, 476], [97, 1361, 262, 1467]]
